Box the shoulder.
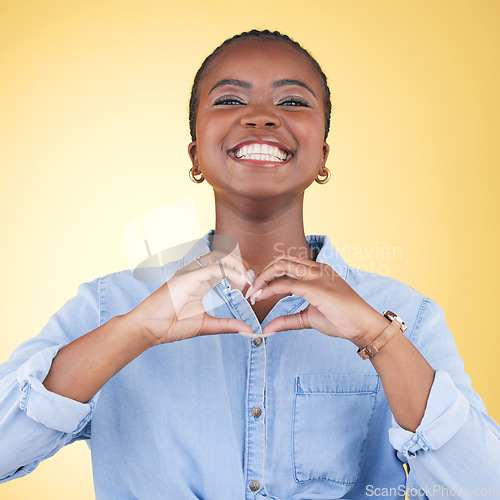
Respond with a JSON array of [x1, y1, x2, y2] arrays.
[[84, 259, 183, 318], [97, 257, 183, 291], [345, 264, 428, 340], [346, 265, 423, 304]]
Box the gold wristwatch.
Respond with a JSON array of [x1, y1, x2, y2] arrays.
[[357, 311, 407, 360]]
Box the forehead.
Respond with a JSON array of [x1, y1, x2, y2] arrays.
[[201, 38, 322, 92]]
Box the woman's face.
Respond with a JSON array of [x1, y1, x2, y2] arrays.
[[188, 39, 329, 200]]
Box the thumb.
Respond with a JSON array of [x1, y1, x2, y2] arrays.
[[262, 312, 305, 336], [199, 315, 254, 337]]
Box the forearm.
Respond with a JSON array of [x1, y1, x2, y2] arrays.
[[389, 370, 500, 490], [43, 313, 154, 404], [354, 316, 435, 432]]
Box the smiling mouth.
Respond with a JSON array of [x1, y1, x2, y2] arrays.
[[228, 143, 292, 163]]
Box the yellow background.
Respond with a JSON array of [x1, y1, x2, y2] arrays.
[[1, 0, 498, 497]]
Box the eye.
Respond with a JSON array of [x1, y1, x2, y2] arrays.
[[213, 96, 245, 106], [279, 97, 311, 107]]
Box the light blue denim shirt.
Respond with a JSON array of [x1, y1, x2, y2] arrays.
[[1, 231, 499, 499]]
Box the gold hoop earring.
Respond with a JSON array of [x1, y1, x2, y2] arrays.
[[314, 166, 331, 184], [189, 166, 204, 184]]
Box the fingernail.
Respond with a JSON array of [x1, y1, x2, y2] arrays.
[[260, 331, 276, 338], [238, 331, 258, 338], [241, 274, 253, 286], [247, 269, 255, 283], [249, 289, 262, 305], [245, 285, 254, 300]]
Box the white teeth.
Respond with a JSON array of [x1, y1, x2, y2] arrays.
[[233, 143, 288, 161]]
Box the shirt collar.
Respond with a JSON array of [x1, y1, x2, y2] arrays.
[[169, 230, 348, 282], [305, 234, 348, 281]]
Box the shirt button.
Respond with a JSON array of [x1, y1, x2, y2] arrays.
[[253, 337, 262, 346], [249, 481, 260, 492], [251, 407, 262, 418]]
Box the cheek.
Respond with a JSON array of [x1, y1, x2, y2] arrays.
[[195, 120, 224, 164], [293, 117, 326, 159], [196, 112, 231, 147]]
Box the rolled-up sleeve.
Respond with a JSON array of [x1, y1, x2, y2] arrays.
[[389, 297, 500, 496], [389, 370, 470, 457], [17, 344, 99, 434], [0, 277, 102, 482]]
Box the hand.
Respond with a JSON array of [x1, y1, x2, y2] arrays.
[[127, 250, 255, 345], [247, 255, 389, 346]]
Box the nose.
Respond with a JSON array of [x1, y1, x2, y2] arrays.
[[240, 104, 282, 129]]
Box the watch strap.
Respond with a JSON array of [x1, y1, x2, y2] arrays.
[[357, 316, 404, 360], [383, 310, 407, 332], [357, 311, 407, 359]]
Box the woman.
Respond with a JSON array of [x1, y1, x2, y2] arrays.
[[0, 30, 498, 499]]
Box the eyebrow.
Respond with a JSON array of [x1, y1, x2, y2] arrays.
[[208, 78, 317, 99], [272, 78, 316, 98], [208, 79, 251, 94]]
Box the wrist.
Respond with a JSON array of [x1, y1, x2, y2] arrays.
[[355, 310, 408, 360], [352, 314, 391, 349], [121, 311, 161, 349]]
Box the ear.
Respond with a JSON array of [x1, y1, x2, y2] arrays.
[[188, 141, 199, 170], [319, 142, 330, 174]]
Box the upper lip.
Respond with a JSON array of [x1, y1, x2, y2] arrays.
[[227, 137, 295, 157]]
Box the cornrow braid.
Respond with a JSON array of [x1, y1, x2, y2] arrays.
[[188, 29, 332, 141]]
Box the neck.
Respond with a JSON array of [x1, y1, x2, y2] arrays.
[[211, 192, 315, 275]]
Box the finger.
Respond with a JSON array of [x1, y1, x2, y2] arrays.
[[250, 278, 311, 304], [205, 262, 249, 290], [210, 247, 252, 273], [167, 314, 254, 341], [262, 311, 308, 335], [214, 251, 249, 275], [246, 259, 297, 298], [169, 264, 248, 313], [260, 256, 339, 286], [247, 259, 316, 299], [208, 247, 253, 277], [238, 330, 277, 339], [191, 252, 254, 285], [191, 262, 248, 289], [258, 252, 319, 276], [197, 314, 254, 336]]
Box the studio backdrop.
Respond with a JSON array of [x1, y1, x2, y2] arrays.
[[0, 0, 498, 498]]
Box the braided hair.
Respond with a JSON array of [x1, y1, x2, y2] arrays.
[[188, 29, 332, 141]]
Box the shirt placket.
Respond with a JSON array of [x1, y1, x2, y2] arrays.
[[217, 282, 268, 498]]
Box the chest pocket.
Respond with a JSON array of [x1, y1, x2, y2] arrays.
[[292, 373, 379, 492]]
